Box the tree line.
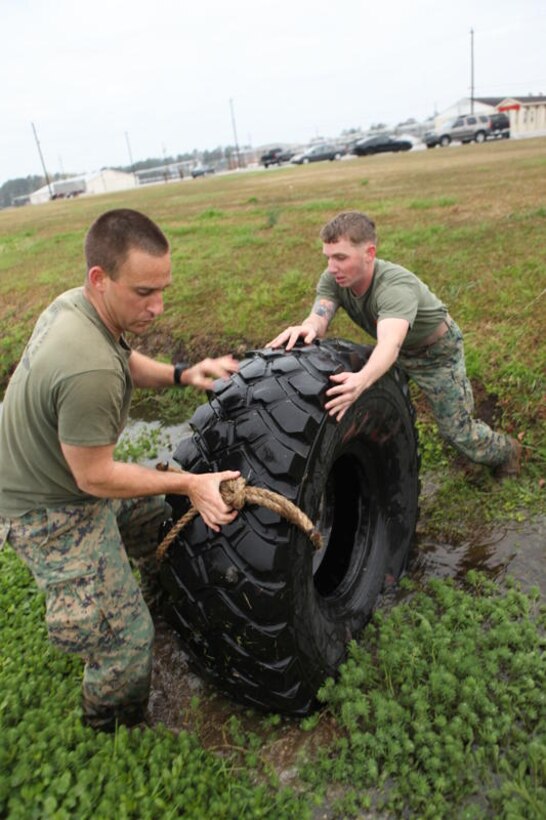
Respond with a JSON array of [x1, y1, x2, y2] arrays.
[[0, 145, 243, 209]]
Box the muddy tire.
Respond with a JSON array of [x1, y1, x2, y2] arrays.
[[161, 340, 420, 715]]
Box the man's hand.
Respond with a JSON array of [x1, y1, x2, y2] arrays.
[[324, 371, 368, 421], [266, 325, 318, 351], [186, 470, 241, 532], [324, 318, 409, 421], [183, 355, 239, 390]]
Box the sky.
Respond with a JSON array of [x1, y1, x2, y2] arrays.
[[2, 0, 545, 186]]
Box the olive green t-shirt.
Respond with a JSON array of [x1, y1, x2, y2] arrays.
[[0, 288, 132, 516], [316, 258, 447, 348]]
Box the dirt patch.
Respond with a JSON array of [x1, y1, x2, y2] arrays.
[[148, 611, 340, 777], [131, 329, 260, 364]]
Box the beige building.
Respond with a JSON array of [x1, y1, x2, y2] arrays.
[[497, 96, 546, 135]]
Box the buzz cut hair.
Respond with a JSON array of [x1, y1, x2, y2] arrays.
[[320, 211, 377, 246], [84, 208, 170, 279]]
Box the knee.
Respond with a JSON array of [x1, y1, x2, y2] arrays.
[[436, 417, 473, 449]]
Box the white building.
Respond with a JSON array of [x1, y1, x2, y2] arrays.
[[29, 169, 137, 205]]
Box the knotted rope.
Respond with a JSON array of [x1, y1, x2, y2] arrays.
[[155, 462, 323, 561]]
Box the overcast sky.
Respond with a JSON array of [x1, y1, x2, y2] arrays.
[[2, 0, 545, 185]]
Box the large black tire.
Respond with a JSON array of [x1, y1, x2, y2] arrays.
[[161, 339, 420, 715]]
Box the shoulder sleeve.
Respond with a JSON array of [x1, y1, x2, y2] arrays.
[[375, 271, 420, 327], [315, 270, 341, 305], [56, 370, 127, 446]]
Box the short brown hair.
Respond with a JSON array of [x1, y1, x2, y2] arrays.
[[84, 209, 170, 278], [320, 211, 377, 245]]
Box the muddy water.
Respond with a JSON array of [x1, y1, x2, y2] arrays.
[[131, 416, 545, 780]]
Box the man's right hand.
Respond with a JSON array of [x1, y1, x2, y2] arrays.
[[183, 355, 239, 391], [186, 470, 241, 532], [266, 325, 318, 351]]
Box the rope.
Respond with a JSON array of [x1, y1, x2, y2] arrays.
[[155, 462, 323, 561]]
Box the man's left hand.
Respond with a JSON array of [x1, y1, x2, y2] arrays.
[[183, 355, 239, 390], [324, 371, 368, 421]]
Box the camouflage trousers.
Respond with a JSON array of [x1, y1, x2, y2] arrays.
[[1, 496, 167, 719], [398, 319, 512, 467]]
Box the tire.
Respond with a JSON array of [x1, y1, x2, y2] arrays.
[[440, 135, 451, 147], [475, 131, 486, 143], [161, 340, 420, 715]]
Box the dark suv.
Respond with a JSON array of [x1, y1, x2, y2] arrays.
[[425, 113, 510, 147]]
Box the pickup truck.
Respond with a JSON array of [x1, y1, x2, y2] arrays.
[[260, 147, 295, 167]]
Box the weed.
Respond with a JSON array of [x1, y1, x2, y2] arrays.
[[0, 546, 309, 819], [114, 425, 171, 463], [304, 574, 545, 817], [196, 208, 225, 220], [264, 207, 281, 229], [408, 197, 457, 209]]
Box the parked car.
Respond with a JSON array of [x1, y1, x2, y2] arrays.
[[352, 135, 412, 156], [260, 147, 295, 167], [191, 165, 215, 178], [427, 113, 510, 147], [290, 143, 342, 164], [423, 131, 441, 148]]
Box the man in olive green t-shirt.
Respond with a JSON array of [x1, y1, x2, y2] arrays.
[[0, 209, 241, 732], [268, 210, 521, 475]]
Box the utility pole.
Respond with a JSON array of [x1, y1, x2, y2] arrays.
[[125, 131, 135, 173], [31, 122, 52, 199], [229, 98, 241, 169], [470, 28, 475, 114]]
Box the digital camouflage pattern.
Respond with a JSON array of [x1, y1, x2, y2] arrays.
[[398, 320, 512, 466], [1, 496, 167, 721]]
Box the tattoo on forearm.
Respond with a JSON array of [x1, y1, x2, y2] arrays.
[[312, 299, 336, 322]]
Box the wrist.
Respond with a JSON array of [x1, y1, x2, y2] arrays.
[[173, 361, 190, 386]]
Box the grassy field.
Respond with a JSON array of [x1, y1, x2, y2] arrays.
[[1, 138, 545, 817], [1, 136, 545, 533]]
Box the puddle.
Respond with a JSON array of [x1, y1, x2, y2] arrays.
[[413, 516, 546, 598]]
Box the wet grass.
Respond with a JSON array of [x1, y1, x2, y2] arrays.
[[1, 138, 546, 817]]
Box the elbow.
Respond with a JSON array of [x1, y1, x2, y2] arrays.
[[72, 471, 111, 498]]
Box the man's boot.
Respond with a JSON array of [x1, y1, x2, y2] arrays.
[[494, 437, 522, 478], [82, 698, 148, 733]]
